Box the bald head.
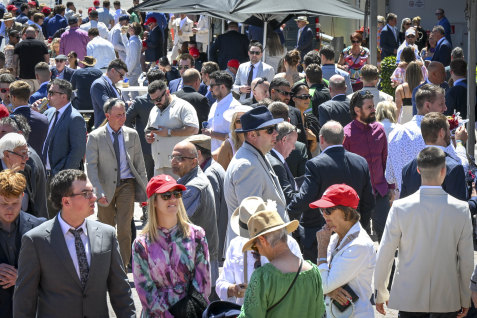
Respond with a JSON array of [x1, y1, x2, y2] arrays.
[[182, 68, 201, 90], [329, 75, 347, 97], [428, 61, 445, 85], [319, 120, 344, 149], [25, 27, 37, 38], [173, 141, 198, 158], [171, 141, 199, 177]]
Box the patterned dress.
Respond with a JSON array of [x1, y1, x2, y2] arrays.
[[132, 223, 211, 317], [341, 46, 370, 88]]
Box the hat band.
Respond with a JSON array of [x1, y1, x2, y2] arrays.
[[253, 223, 284, 237], [239, 219, 248, 231]]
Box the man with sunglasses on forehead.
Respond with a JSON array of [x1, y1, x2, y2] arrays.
[[90, 59, 128, 128], [86, 98, 147, 269], [224, 106, 287, 248], [145, 80, 199, 179], [13, 169, 136, 318], [232, 41, 275, 105]]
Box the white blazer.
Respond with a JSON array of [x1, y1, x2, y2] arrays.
[[374, 187, 474, 312], [232, 61, 275, 104]]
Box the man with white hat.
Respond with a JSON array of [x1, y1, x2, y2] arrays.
[[295, 16, 314, 60], [1, 13, 22, 45], [396, 27, 422, 64]]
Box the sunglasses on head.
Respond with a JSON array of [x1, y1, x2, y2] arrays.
[[294, 94, 312, 100], [160, 190, 183, 200], [253, 77, 267, 90], [249, 50, 261, 55]]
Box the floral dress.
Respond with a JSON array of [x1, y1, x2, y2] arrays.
[[132, 223, 211, 317], [341, 46, 370, 87]]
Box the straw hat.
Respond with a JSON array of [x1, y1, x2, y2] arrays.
[[80, 56, 97, 67], [230, 197, 268, 238], [242, 210, 299, 252], [2, 13, 15, 22], [294, 16, 309, 24]]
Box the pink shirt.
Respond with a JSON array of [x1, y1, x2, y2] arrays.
[[60, 27, 90, 61]]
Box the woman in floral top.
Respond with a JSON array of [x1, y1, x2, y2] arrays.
[[338, 32, 370, 91], [132, 175, 211, 317]]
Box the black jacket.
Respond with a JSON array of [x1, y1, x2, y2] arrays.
[[174, 86, 210, 125], [318, 94, 352, 128], [268, 150, 299, 205], [209, 30, 250, 70]]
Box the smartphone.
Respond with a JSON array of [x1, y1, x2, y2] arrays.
[[202, 121, 209, 129]]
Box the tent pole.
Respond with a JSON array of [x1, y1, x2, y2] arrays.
[[467, 0, 476, 157], [369, 0, 377, 66], [263, 21, 268, 62]]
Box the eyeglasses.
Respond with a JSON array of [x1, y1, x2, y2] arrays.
[[159, 190, 183, 200], [151, 90, 167, 103], [259, 125, 277, 135], [320, 208, 337, 216], [177, 65, 190, 70], [48, 90, 65, 96], [0, 88, 9, 93], [6, 150, 29, 160], [294, 94, 312, 100], [114, 68, 126, 79], [69, 189, 95, 199], [249, 50, 261, 55], [275, 89, 291, 96], [351, 40, 360, 43], [169, 154, 196, 162], [253, 77, 267, 90]]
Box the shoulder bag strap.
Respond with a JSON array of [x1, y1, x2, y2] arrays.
[[244, 251, 248, 284], [266, 259, 303, 313]]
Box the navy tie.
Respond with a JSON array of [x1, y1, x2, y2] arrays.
[[246, 64, 254, 99]]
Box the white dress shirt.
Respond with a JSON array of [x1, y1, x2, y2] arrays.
[[57, 213, 91, 279], [80, 20, 109, 39], [318, 222, 376, 318], [207, 92, 242, 151], [215, 235, 302, 305], [86, 36, 116, 69]]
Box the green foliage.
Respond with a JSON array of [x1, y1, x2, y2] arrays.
[[380, 56, 397, 98]]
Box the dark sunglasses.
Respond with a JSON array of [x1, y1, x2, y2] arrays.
[[177, 65, 190, 70], [294, 94, 312, 100], [249, 50, 261, 55], [351, 40, 360, 43], [405, 22, 412, 25], [169, 154, 196, 162], [151, 90, 167, 103], [275, 89, 291, 96], [0, 88, 9, 93], [253, 77, 267, 90], [320, 208, 336, 216], [259, 125, 277, 134], [114, 68, 126, 79], [406, 35, 415, 38], [160, 190, 183, 200]]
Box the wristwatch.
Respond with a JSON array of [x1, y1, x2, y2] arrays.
[[167, 128, 172, 137]]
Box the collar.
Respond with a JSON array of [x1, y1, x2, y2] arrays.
[[322, 144, 343, 152], [53, 102, 71, 118], [245, 141, 267, 158], [103, 74, 115, 87], [419, 185, 442, 189], [180, 16, 188, 23], [58, 212, 88, 235], [351, 119, 371, 129], [106, 123, 123, 135], [271, 148, 285, 163], [12, 105, 30, 111], [424, 144, 447, 152], [177, 165, 199, 184], [437, 37, 445, 46], [250, 60, 261, 68], [332, 94, 346, 100], [129, 35, 138, 40], [216, 92, 234, 106], [40, 80, 50, 86], [453, 78, 466, 86], [298, 26, 306, 32], [386, 23, 395, 30], [200, 157, 212, 171]]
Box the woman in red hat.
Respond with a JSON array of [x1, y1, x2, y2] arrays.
[[311, 184, 376, 318], [132, 174, 211, 317]]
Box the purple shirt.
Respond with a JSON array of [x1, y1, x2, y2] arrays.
[[343, 119, 392, 196], [60, 27, 90, 62]]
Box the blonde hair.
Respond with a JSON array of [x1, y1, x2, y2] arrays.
[[230, 112, 244, 152], [142, 194, 191, 242], [376, 101, 398, 123]]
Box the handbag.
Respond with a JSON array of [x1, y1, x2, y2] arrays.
[[266, 259, 303, 313], [169, 279, 208, 318], [330, 283, 359, 317]]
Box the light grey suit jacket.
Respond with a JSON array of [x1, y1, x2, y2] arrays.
[[224, 142, 287, 247], [374, 187, 474, 312], [86, 125, 147, 206], [232, 61, 276, 104], [13, 217, 135, 318]]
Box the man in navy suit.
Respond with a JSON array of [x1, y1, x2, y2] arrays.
[[29, 62, 51, 105], [0, 170, 46, 318], [144, 16, 163, 64], [446, 59, 473, 118], [209, 21, 250, 71], [90, 59, 127, 128], [9, 80, 48, 156], [287, 120, 375, 262], [294, 16, 314, 60], [435, 8, 452, 46], [168, 53, 207, 95], [400, 112, 467, 201], [431, 25, 452, 67], [50, 55, 75, 82], [380, 13, 399, 59], [42, 79, 86, 216]]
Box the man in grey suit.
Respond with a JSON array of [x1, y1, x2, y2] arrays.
[[13, 169, 135, 318], [375, 147, 473, 317], [224, 106, 286, 248], [86, 98, 147, 268], [42, 79, 87, 217], [232, 41, 275, 104]]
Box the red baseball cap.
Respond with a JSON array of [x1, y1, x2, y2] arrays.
[[41, 6, 51, 15], [28, 1, 36, 6], [88, 7, 96, 14], [144, 17, 157, 25], [146, 175, 186, 199], [227, 59, 240, 69], [309, 184, 360, 210], [93, 0, 100, 6], [7, 5, 17, 11], [189, 47, 200, 58]]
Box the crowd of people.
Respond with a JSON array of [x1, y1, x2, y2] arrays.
[[0, 1, 476, 317]]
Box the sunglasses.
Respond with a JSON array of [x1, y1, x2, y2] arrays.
[[259, 125, 277, 134], [253, 77, 267, 90], [275, 89, 291, 96], [351, 40, 360, 43], [320, 208, 336, 216], [249, 50, 261, 55], [160, 190, 183, 200], [294, 94, 312, 100], [177, 65, 190, 70], [69, 189, 95, 199], [115, 68, 126, 79], [151, 90, 167, 103], [169, 154, 196, 162], [406, 35, 415, 38], [0, 88, 9, 93]]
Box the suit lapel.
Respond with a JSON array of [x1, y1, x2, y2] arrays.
[[49, 105, 71, 138], [50, 216, 83, 289], [102, 126, 116, 157], [86, 220, 103, 277]]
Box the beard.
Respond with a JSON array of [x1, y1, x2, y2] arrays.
[[360, 113, 376, 124]]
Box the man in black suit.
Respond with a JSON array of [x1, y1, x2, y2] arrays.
[[209, 21, 249, 70], [446, 59, 472, 118], [287, 120, 375, 262], [50, 54, 75, 82], [400, 112, 467, 201], [317, 75, 352, 128], [144, 16, 163, 64], [174, 68, 210, 125], [267, 121, 299, 205], [9, 80, 48, 156], [380, 13, 399, 59], [0, 170, 46, 318], [294, 16, 314, 60], [431, 25, 452, 67]]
